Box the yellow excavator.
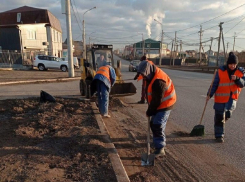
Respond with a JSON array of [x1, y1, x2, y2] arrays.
[[79, 44, 136, 98]]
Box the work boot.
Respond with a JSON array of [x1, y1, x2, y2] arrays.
[[102, 114, 111, 118], [215, 137, 224, 143], [154, 148, 165, 156], [137, 100, 145, 104]]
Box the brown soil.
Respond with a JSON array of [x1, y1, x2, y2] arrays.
[[0, 98, 117, 182], [1, 95, 245, 182]]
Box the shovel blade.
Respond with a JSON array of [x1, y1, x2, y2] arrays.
[[141, 153, 155, 166]]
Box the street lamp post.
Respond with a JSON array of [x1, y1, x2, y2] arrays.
[[154, 19, 163, 66], [137, 32, 144, 57], [83, 7, 96, 59]]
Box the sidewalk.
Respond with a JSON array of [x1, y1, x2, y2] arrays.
[[159, 65, 216, 73]]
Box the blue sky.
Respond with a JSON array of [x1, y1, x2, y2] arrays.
[[1, 0, 245, 52]]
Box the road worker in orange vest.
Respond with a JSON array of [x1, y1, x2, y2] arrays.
[[134, 55, 155, 104], [137, 61, 176, 156], [207, 52, 245, 143], [91, 65, 116, 118]]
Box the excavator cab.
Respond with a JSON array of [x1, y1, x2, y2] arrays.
[[80, 44, 136, 98]]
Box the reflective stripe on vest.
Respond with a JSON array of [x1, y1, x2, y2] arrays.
[[147, 67, 176, 109], [96, 65, 111, 82], [215, 69, 243, 103]]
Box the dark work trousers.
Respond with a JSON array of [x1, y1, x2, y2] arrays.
[[150, 110, 171, 149], [214, 110, 232, 138], [140, 79, 147, 101]]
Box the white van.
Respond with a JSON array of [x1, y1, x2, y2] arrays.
[[61, 57, 79, 69]]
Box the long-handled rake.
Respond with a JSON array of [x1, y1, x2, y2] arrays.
[[141, 117, 155, 166], [190, 69, 217, 136]]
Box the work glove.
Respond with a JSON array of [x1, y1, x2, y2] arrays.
[[134, 73, 139, 80]]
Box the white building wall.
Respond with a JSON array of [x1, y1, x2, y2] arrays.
[[19, 24, 47, 50], [46, 26, 62, 57]]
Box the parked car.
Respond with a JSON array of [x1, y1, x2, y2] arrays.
[[129, 60, 140, 72], [61, 57, 79, 69], [33, 55, 78, 72]]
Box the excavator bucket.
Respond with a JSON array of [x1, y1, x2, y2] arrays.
[[110, 82, 136, 97]]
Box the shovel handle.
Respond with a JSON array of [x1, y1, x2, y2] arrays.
[[147, 117, 151, 155], [199, 69, 217, 125]]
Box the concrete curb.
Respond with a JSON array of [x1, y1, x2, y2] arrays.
[[0, 68, 13, 71], [0, 77, 80, 85], [91, 102, 130, 182]]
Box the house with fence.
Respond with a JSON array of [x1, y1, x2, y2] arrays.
[[0, 6, 62, 68]]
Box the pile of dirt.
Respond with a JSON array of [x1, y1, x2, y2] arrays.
[[0, 98, 117, 181]]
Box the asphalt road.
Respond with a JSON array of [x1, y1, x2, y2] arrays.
[[1, 55, 245, 174], [115, 55, 245, 174]]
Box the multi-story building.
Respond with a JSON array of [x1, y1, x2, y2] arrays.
[[0, 6, 62, 66]]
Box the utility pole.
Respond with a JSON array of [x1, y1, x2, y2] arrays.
[[170, 41, 173, 66], [226, 42, 229, 55], [65, 0, 74, 77], [198, 25, 203, 66], [216, 22, 223, 66], [133, 44, 136, 58], [208, 37, 213, 66], [233, 32, 236, 51], [159, 29, 163, 66], [180, 40, 183, 59], [82, 7, 96, 60], [221, 26, 226, 61], [173, 31, 177, 66], [142, 34, 145, 56]]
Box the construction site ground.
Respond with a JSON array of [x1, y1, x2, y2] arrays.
[[0, 69, 245, 181]]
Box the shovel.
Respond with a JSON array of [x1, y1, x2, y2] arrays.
[[141, 117, 155, 166]]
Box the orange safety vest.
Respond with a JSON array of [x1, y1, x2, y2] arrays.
[[215, 69, 243, 103], [147, 67, 176, 109], [137, 60, 155, 81], [96, 65, 111, 83]]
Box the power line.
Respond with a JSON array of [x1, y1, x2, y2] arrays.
[[70, 0, 83, 33], [176, 3, 245, 32], [224, 16, 245, 34]]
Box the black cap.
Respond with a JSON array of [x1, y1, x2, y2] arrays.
[[140, 55, 146, 61], [227, 52, 238, 65]]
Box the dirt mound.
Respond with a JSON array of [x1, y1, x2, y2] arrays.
[[0, 98, 117, 181], [109, 97, 128, 108]]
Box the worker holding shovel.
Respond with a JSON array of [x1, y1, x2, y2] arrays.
[[137, 61, 176, 156], [207, 52, 245, 143]]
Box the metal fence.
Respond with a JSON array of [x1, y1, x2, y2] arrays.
[[0, 50, 45, 68], [0, 50, 22, 65], [208, 56, 225, 66]]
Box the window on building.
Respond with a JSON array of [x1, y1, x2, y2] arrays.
[[27, 30, 36, 40], [56, 32, 58, 43]]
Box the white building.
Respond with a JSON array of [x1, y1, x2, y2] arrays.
[[0, 6, 62, 65]]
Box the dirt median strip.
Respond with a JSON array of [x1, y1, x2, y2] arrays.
[[91, 102, 130, 182]]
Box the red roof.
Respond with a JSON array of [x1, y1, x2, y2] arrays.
[[3, 6, 46, 13], [0, 6, 62, 32]]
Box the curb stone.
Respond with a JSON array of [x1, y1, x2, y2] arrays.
[[0, 77, 80, 85], [91, 102, 130, 182]]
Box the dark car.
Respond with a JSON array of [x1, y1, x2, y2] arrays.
[[129, 60, 140, 72]]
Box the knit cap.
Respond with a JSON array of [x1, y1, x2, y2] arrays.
[[227, 52, 238, 65]]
